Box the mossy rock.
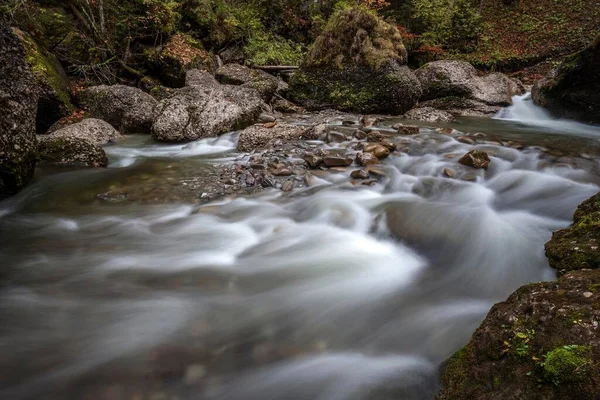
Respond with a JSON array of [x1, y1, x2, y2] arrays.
[[438, 269, 600, 400], [545, 192, 600, 273], [289, 6, 418, 114], [532, 34, 600, 124], [149, 33, 214, 88], [14, 28, 74, 134]]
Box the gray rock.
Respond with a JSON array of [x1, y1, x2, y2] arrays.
[[152, 85, 265, 142], [415, 60, 515, 108], [0, 22, 38, 198], [403, 107, 456, 122], [216, 64, 279, 102], [43, 118, 121, 145], [272, 97, 302, 114], [237, 123, 316, 152], [37, 135, 108, 168], [75, 85, 158, 133], [185, 69, 220, 87], [418, 97, 502, 117]]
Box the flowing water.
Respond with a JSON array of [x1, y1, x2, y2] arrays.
[[1, 95, 600, 399]]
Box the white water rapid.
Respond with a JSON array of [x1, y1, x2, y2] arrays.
[[1, 103, 600, 399]]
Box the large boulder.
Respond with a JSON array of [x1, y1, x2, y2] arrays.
[[532, 35, 600, 124], [414, 60, 520, 116], [42, 118, 121, 145], [185, 69, 220, 88], [418, 97, 502, 117], [546, 192, 600, 273], [75, 85, 158, 133], [37, 136, 108, 168], [0, 22, 39, 198], [152, 85, 265, 142], [289, 6, 421, 114], [237, 124, 317, 152], [438, 269, 600, 400], [14, 29, 74, 134], [216, 64, 279, 102]]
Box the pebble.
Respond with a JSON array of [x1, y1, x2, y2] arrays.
[[323, 155, 353, 167], [356, 151, 379, 166], [303, 154, 323, 168], [351, 169, 370, 179], [281, 180, 294, 192], [363, 143, 390, 159], [458, 150, 491, 170], [396, 125, 420, 135], [272, 167, 293, 176], [443, 168, 456, 178], [380, 141, 397, 152], [184, 364, 207, 385], [583, 292, 593, 298], [326, 131, 347, 143], [456, 136, 475, 145], [367, 168, 387, 178], [354, 130, 367, 140]]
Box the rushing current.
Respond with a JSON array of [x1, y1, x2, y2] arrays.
[[1, 95, 600, 399]]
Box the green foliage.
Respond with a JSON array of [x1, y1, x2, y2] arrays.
[[244, 33, 304, 65], [541, 345, 592, 385], [412, 0, 481, 51]]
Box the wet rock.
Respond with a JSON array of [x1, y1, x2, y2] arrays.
[[237, 124, 315, 152], [396, 125, 420, 135], [76, 85, 158, 133], [258, 113, 276, 123], [366, 131, 385, 143], [288, 7, 421, 114], [458, 150, 491, 170], [361, 115, 379, 128], [356, 152, 379, 166], [354, 130, 368, 140], [272, 167, 293, 176], [443, 168, 456, 178], [323, 154, 353, 167], [363, 143, 390, 159], [185, 69, 220, 87], [152, 85, 264, 142], [138, 76, 175, 101], [545, 192, 600, 273], [532, 35, 600, 124], [43, 118, 121, 145], [216, 63, 279, 102], [415, 60, 515, 107], [439, 269, 600, 400], [380, 141, 397, 152], [457, 136, 475, 145], [0, 21, 38, 198], [281, 180, 294, 192], [37, 135, 108, 168], [272, 97, 302, 114], [403, 107, 455, 123], [303, 154, 323, 169], [15, 28, 74, 134], [351, 169, 370, 179], [367, 167, 388, 178], [326, 131, 347, 143], [419, 96, 502, 117]]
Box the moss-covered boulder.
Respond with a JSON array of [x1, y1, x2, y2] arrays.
[[289, 6, 421, 114], [439, 269, 600, 400], [147, 33, 214, 88], [546, 192, 600, 273], [0, 21, 39, 199], [37, 136, 108, 168], [14, 28, 74, 134], [532, 35, 600, 124]]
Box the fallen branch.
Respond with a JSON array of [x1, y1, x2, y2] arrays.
[[255, 65, 300, 72]]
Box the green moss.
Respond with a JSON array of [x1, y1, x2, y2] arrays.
[[328, 83, 374, 110], [542, 345, 592, 384], [305, 5, 406, 71], [17, 29, 73, 109]]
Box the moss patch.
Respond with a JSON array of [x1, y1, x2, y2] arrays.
[[543, 345, 592, 385]]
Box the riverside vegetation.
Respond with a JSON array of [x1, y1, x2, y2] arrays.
[[0, 0, 599, 399]]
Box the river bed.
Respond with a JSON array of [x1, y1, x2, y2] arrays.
[[1, 95, 600, 399]]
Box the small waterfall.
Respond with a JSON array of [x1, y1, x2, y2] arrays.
[[495, 93, 600, 137]]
